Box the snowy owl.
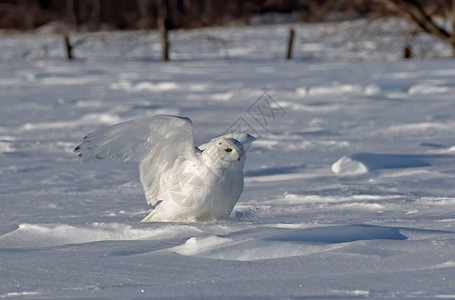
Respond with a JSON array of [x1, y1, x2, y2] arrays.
[[74, 115, 256, 222]]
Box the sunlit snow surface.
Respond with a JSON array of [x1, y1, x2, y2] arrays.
[[1, 22, 455, 299]]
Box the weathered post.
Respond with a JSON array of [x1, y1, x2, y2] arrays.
[[158, 0, 170, 61], [63, 34, 73, 60], [403, 44, 412, 59], [286, 27, 295, 60]]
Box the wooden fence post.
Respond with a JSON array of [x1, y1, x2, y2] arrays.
[[158, 0, 170, 61], [63, 34, 73, 60], [286, 27, 295, 60]]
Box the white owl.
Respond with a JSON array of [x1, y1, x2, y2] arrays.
[[74, 115, 256, 222]]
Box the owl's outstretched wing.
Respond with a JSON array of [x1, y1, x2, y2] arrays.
[[74, 115, 197, 205], [198, 133, 256, 151], [220, 133, 256, 150]]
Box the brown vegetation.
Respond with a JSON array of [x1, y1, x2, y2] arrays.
[[0, 0, 381, 31], [1, 1, 454, 58], [376, 0, 455, 57]]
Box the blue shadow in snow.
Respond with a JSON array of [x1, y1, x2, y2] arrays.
[[349, 153, 432, 170], [266, 224, 407, 244], [244, 164, 305, 177], [344, 153, 455, 172]]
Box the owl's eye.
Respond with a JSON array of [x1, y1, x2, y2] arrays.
[[225, 148, 232, 153]]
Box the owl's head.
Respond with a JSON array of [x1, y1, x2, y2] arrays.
[[201, 137, 246, 168]]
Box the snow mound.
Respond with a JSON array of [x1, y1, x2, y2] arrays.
[[211, 91, 234, 101], [332, 153, 432, 175], [364, 84, 381, 95], [0, 223, 202, 248], [110, 81, 178, 92], [19, 113, 121, 132], [171, 225, 407, 261], [308, 84, 363, 96], [332, 155, 367, 175], [408, 83, 451, 95], [0, 141, 14, 153], [172, 234, 344, 261], [383, 121, 451, 134]]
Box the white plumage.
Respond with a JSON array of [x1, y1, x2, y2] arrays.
[[74, 115, 256, 222]]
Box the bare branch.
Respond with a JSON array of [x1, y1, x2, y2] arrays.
[[376, 0, 455, 56], [377, 0, 450, 40]]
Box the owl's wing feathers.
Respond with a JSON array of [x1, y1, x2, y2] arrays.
[[74, 115, 198, 205], [221, 133, 256, 149], [198, 133, 256, 151]]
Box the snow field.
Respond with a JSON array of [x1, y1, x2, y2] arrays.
[[1, 21, 455, 299]]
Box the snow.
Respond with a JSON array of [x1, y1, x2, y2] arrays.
[[332, 153, 435, 175], [1, 19, 455, 299], [171, 225, 407, 261]]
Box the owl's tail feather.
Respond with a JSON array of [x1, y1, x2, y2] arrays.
[[141, 210, 159, 222]]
